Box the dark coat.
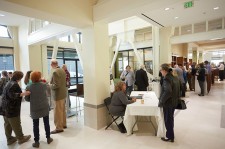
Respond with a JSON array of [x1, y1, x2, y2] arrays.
[[109, 91, 133, 116], [135, 69, 149, 91], [158, 73, 180, 108], [1, 80, 22, 118], [27, 82, 49, 119], [197, 68, 205, 82]]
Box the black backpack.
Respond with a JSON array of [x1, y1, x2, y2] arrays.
[[0, 78, 7, 95]]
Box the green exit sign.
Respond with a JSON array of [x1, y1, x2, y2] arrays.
[[184, 1, 194, 8]]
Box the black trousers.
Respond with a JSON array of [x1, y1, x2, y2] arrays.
[[219, 70, 224, 81], [33, 115, 51, 142], [137, 86, 147, 91], [163, 107, 175, 139], [198, 80, 204, 95]]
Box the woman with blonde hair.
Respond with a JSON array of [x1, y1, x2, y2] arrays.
[[109, 81, 136, 133], [26, 71, 53, 148]]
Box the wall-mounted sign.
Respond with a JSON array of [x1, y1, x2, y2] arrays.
[[184, 1, 194, 8]]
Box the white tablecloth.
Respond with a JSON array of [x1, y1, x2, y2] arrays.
[[124, 91, 165, 137], [148, 82, 161, 98]]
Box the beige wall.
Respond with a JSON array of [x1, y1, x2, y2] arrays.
[[0, 38, 13, 47], [2, 0, 93, 28], [29, 45, 43, 73], [171, 43, 188, 57]]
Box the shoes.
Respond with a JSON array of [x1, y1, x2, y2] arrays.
[[32, 142, 40, 148], [161, 137, 174, 142], [7, 136, 17, 145], [47, 137, 53, 144], [50, 129, 64, 134], [18, 135, 31, 144], [118, 122, 127, 133], [63, 126, 67, 129], [198, 94, 204, 96]]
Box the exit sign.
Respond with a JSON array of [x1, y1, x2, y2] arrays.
[[184, 1, 194, 8]]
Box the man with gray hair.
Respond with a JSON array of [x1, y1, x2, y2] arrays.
[[135, 65, 149, 91], [49, 59, 67, 134]]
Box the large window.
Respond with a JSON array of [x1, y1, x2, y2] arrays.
[[115, 48, 153, 78], [0, 25, 11, 38], [0, 47, 14, 75], [47, 48, 83, 85]]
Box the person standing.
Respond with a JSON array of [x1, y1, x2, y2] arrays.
[[197, 63, 206, 96], [174, 64, 185, 97], [191, 63, 197, 91], [0, 71, 9, 96], [158, 64, 180, 143], [204, 61, 212, 93], [26, 71, 53, 148], [120, 65, 135, 96], [218, 62, 224, 81], [1, 71, 31, 145], [135, 65, 149, 91], [62, 64, 71, 108], [49, 59, 67, 134]]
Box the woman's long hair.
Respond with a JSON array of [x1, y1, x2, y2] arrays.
[[24, 71, 32, 85]]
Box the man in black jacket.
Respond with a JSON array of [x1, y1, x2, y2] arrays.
[[135, 65, 149, 91]]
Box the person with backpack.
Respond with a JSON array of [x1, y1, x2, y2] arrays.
[[158, 64, 180, 143], [0, 71, 9, 96]]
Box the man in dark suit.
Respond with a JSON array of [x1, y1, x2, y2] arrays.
[[135, 65, 149, 91]]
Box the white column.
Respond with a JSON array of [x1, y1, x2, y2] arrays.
[[52, 40, 58, 59], [192, 47, 198, 63], [81, 21, 110, 129], [159, 27, 173, 65], [41, 45, 48, 80], [72, 34, 83, 69], [11, 26, 20, 71], [18, 21, 30, 89], [152, 26, 160, 77]]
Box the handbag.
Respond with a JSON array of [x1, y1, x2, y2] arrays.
[[176, 99, 187, 110], [121, 72, 129, 81], [0, 96, 3, 115]]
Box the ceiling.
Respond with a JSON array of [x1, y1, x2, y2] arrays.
[[195, 39, 225, 50], [0, 0, 225, 52], [0, 10, 28, 26], [140, 0, 225, 27]]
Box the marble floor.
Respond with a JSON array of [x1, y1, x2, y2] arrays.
[[1, 81, 225, 149]]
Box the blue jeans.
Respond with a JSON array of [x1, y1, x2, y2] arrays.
[[126, 82, 133, 96], [33, 115, 50, 142]]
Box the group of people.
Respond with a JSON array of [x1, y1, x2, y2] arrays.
[[109, 61, 217, 142], [0, 59, 71, 148], [120, 65, 149, 96], [109, 63, 181, 143]]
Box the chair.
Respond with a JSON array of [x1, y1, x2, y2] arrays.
[[76, 84, 84, 115], [68, 84, 84, 121], [104, 97, 122, 130]]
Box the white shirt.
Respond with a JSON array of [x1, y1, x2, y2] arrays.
[[218, 64, 224, 70]]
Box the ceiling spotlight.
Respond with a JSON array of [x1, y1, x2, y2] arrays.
[[174, 16, 179, 19], [165, 8, 170, 11], [210, 38, 223, 41], [213, 7, 219, 10], [0, 14, 5, 17]]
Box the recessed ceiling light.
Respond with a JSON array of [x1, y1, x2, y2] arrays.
[[174, 16, 179, 19], [0, 14, 5, 17], [213, 7, 219, 10], [210, 38, 223, 41], [165, 8, 170, 11]]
